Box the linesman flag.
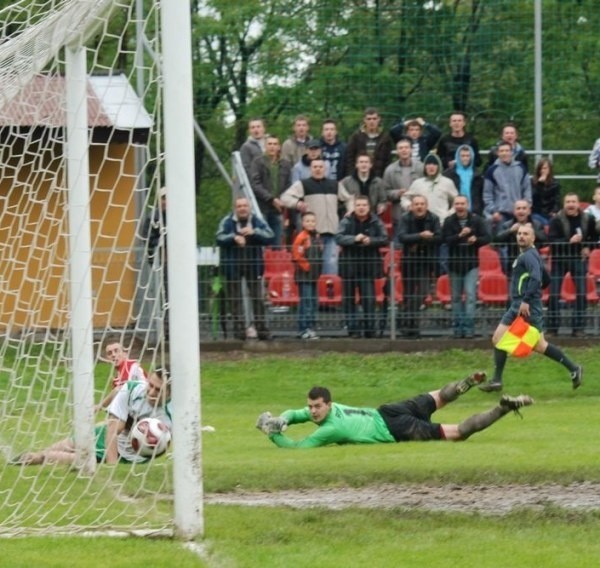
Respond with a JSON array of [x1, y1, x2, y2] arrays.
[[496, 316, 541, 358]]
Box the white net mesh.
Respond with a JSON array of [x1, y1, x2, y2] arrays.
[[0, 0, 174, 535]]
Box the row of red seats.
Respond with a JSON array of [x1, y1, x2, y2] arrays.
[[268, 270, 598, 309], [265, 247, 600, 308], [268, 273, 404, 308]]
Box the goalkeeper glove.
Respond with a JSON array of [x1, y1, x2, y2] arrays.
[[265, 416, 288, 435], [256, 411, 273, 434]]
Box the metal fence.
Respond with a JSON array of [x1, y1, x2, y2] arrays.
[[197, 243, 600, 342]]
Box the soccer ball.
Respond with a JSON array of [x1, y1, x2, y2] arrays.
[[130, 417, 171, 458]]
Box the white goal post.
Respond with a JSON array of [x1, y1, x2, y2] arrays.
[[0, 0, 202, 538]]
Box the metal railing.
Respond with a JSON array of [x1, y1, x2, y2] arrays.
[[197, 242, 600, 341]]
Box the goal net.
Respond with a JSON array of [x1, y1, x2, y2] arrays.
[[0, 0, 197, 536]]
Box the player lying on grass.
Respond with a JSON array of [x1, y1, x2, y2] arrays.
[[11, 369, 172, 465], [256, 372, 533, 448]]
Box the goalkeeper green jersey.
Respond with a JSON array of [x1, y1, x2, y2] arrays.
[[270, 402, 395, 448]]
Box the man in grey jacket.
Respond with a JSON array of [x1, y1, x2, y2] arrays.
[[483, 141, 531, 230], [382, 137, 423, 232], [341, 153, 387, 216], [240, 118, 266, 175]]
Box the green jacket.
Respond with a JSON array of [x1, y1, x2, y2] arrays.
[[270, 402, 395, 448]]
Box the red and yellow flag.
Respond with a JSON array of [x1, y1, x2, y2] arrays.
[[496, 316, 540, 358]]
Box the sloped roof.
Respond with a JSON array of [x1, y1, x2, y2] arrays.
[[0, 73, 153, 130]]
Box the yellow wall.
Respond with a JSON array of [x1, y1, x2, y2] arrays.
[[0, 137, 140, 331]]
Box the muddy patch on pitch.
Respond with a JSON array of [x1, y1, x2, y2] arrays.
[[206, 482, 600, 514]]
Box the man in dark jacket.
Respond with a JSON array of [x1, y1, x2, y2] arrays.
[[320, 118, 347, 181], [216, 197, 274, 340], [442, 195, 491, 338], [436, 112, 481, 170], [396, 195, 442, 337], [250, 135, 291, 248], [336, 195, 389, 338], [389, 117, 441, 162], [547, 193, 598, 337], [346, 107, 394, 178]]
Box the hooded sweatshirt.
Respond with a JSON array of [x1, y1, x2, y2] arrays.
[[401, 153, 458, 222], [442, 144, 485, 215]]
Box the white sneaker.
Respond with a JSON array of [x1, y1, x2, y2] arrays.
[[300, 329, 319, 340], [246, 325, 257, 339]]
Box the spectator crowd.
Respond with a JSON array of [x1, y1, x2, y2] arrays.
[[214, 109, 600, 341]]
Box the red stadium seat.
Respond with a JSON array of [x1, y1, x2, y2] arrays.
[[560, 272, 599, 304], [267, 273, 299, 307], [478, 245, 503, 274], [317, 274, 343, 307], [263, 247, 294, 282], [560, 273, 576, 303], [371, 277, 403, 304], [588, 249, 600, 278], [436, 274, 452, 305], [477, 272, 508, 305]]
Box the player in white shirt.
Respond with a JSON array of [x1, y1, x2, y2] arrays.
[[10, 369, 172, 466]]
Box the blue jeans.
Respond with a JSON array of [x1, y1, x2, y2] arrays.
[[298, 281, 318, 333], [321, 234, 339, 275], [449, 268, 478, 336], [265, 212, 283, 248]]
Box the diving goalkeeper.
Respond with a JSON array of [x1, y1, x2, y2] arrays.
[[256, 372, 533, 448]]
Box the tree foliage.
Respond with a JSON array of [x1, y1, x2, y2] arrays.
[[191, 0, 600, 242]]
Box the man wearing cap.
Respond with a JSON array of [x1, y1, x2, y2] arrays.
[[282, 159, 354, 275], [287, 140, 331, 242], [290, 139, 330, 183]]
